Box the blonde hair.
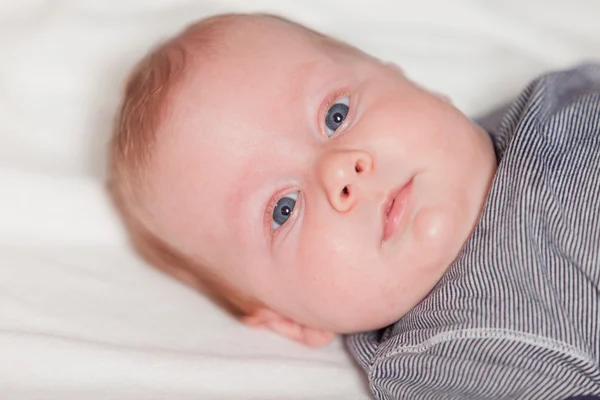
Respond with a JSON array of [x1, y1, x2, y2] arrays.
[[108, 14, 264, 318]]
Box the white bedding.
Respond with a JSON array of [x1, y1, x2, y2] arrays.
[[1, 1, 599, 399]]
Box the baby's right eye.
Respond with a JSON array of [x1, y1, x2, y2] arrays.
[[271, 191, 299, 231]]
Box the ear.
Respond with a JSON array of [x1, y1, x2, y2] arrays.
[[383, 61, 404, 75], [243, 308, 337, 348], [432, 91, 453, 104], [384, 61, 453, 105]]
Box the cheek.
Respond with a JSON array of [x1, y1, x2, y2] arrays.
[[356, 95, 446, 158], [294, 238, 389, 330], [295, 217, 378, 296]]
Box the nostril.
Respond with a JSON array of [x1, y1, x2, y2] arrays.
[[355, 160, 367, 173], [341, 186, 350, 198]]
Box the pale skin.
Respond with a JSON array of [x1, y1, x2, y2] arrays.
[[145, 17, 498, 347]]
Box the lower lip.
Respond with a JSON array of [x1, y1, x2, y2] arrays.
[[383, 179, 413, 241]]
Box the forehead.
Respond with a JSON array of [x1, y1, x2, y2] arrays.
[[201, 24, 333, 95], [161, 20, 337, 173], [159, 19, 359, 166]]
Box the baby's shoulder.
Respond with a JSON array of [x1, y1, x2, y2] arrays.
[[516, 62, 600, 123], [534, 63, 600, 148], [487, 63, 600, 159], [536, 62, 600, 114]]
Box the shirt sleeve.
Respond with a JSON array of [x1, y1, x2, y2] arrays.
[[366, 332, 600, 400]]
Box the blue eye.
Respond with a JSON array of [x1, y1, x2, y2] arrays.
[[272, 191, 299, 231], [324, 96, 350, 137]]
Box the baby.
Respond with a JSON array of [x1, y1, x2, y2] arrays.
[[108, 13, 600, 399]]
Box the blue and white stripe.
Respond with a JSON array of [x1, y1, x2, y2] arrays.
[[346, 64, 600, 400]]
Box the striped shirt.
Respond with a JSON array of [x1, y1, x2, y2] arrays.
[[346, 64, 600, 400]]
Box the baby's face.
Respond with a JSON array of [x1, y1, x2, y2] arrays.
[[148, 21, 496, 335]]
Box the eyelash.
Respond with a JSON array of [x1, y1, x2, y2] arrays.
[[264, 189, 301, 235], [320, 88, 352, 137]]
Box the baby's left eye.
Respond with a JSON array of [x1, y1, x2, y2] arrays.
[[324, 96, 350, 137], [272, 191, 299, 231]]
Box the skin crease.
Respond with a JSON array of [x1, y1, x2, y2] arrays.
[[145, 17, 498, 347]]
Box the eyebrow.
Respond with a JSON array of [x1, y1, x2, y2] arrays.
[[290, 60, 321, 99]]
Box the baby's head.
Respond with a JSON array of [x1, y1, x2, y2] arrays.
[[109, 13, 496, 346]]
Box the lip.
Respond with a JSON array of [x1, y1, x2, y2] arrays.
[[382, 178, 414, 242]]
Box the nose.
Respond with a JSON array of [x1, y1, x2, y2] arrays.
[[317, 150, 373, 212]]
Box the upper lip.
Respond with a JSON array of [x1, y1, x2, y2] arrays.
[[383, 193, 397, 219]]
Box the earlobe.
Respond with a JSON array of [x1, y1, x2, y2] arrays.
[[383, 61, 404, 75], [433, 91, 453, 104], [243, 308, 337, 348], [384, 62, 453, 105], [300, 326, 337, 348], [410, 79, 454, 105]]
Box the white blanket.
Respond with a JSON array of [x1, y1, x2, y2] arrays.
[[1, 1, 599, 399]]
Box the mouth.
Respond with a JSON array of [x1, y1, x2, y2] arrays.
[[382, 178, 414, 242]]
